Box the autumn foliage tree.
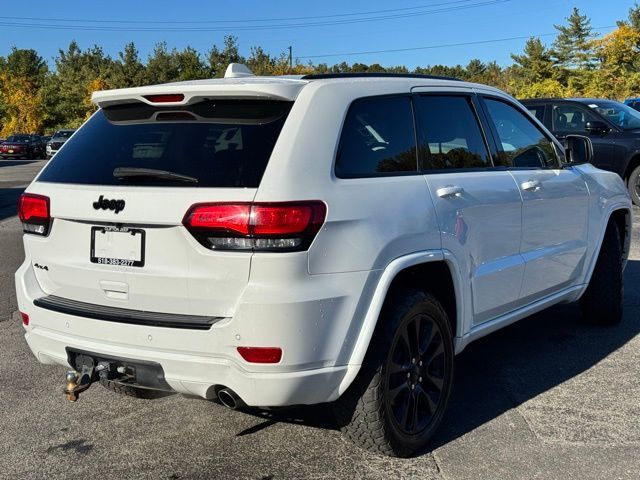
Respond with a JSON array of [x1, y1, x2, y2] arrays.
[[0, 48, 48, 136]]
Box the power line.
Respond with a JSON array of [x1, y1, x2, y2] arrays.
[[296, 25, 617, 60], [0, 0, 511, 32], [0, 0, 484, 25]]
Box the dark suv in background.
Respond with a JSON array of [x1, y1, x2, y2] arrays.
[[521, 98, 640, 205]]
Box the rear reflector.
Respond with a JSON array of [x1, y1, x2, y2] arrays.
[[18, 193, 51, 236], [183, 201, 326, 252], [237, 347, 282, 364], [143, 94, 185, 103], [20, 312, 29, 326]]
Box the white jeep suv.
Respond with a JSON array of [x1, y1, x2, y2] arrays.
[[15, 64, 632, 457]]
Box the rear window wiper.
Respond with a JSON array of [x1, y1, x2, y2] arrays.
[[113, 167, 199, 184]]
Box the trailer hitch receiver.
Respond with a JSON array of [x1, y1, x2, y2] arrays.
[[63, 355, 107, 402]]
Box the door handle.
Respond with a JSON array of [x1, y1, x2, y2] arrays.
[[521, 179, 541, 191], [436, 185, 464, 198]]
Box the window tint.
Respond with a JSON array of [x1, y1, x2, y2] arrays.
[[37, 100, 292, 188], [552, 104, 598, 132], [335, 96, 417, 178], [484, 98, 558, 169], [583, 100, 640, 130], [414, 95, 490, 170], [526, 106, 545, 123]]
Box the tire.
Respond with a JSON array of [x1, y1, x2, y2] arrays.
[[99, 378, 167, 399], [628, 165, 640, 207], [334, 290, 454, 457], [581, 221, 623, 325]]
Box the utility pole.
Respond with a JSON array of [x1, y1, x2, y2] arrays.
[[288, 46, 293, 73]]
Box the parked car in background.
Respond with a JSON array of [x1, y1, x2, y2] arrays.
[[522, 98, 640, 206], [624, 98, 640, 112], [0, 134, 45, 159], [16, 65, 632, 457], [46, 129, 75, 159]]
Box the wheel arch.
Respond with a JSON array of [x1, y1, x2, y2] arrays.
[[336, 250, 463, 396], [622, 153, 640, 183], [581, 205, 632, 293]]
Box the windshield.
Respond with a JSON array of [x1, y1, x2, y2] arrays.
[[53, 131, 73, 139], [6, 135, 30, 143], [585, 100, 640, 130], [38, 99, 292, 188]]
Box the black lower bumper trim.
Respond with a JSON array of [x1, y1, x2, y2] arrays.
[[34, 295, 222, 330], [66, 348, 173, 391]]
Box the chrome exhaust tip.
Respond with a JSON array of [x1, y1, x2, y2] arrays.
[[217, 388, 245, 410]]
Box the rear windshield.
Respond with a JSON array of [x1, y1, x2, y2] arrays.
[[38, 99, 292, 188]]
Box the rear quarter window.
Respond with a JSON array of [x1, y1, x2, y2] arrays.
[[37, 100, 292, 188], [335, 95, 417, 178]]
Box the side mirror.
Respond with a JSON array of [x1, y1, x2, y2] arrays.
[[564, 134, 593, 165], [585, 120, 609, 134]]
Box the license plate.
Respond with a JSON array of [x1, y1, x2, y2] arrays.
[[8, 149, 13, 153], [90, 226, 145, 267]]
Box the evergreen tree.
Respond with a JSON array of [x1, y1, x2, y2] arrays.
[[145, 42, 180, 84], [175, 47, 208, 80], [626, 2, 640, 30], [113, 42, 146, 88], [511, 37, 555, 82], [464, 59, 486, 81], [53, 41, 114, 128], [208, 36, 244, 77], [552, 7, 594, 69], [510, 37, 564, 98]]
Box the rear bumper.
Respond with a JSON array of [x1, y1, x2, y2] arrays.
[[24, 324, 349, 406], [15, 256, 375, 406], [1, 151, 29, 157]]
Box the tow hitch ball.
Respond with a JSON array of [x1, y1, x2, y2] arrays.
[[63, 360, 107, 402]]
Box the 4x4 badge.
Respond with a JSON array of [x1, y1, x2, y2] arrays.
[[93, 195, 125, 214]]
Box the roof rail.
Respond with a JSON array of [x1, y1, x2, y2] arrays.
[[300, 72, 461, 81]]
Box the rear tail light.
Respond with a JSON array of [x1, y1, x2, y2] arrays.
[[18, 193, 51, 236], [237, 347, 282, 363], [183, 201, 326, 252], [20, 312, 29, 326]]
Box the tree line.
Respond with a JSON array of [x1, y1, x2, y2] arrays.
[[2, 5, 640, 136]]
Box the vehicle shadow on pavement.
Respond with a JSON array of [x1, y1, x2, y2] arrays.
[[237, 260, 640, 453], [0, 187, 25, 221], [430, 258, 640, 451]]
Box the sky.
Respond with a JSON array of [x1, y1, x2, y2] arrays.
[[0, 0, 637, 70]]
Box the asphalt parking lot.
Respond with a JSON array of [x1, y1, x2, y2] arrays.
[[1, 159, 639, 479]]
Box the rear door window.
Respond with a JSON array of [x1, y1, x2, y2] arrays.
[[37, 100, 292, 188], [335, 95, 417, 178], [413, 95, 491, 170], [552, 104, 598, 133]]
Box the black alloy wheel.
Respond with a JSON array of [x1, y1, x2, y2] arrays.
[[385, 312, 447, 436]]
